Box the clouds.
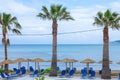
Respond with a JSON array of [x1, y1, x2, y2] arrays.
[[0, 0, 120, 44], [0, 0, 37, 15]]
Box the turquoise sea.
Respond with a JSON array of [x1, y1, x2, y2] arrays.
[[0, 44, 120, 70]]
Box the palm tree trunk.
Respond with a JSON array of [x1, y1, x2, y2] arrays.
[[3, 33, 8, 71], [101, 27, 111, 79], [49, 20, 57, 76]]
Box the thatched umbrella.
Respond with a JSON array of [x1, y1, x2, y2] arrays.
[[15, 58, 27, 69], [60, 58, 77, 69], [71, 59, 78, 68], [1, 59, 15, 64], [98, 60, 112, 64], [33, 58, 45, 70], [0, 62, 2, 66], [117, 62, 120, 64], [0, 59, 15, 70], [60, 58, 71, 69], [80, 58, 95, 74]]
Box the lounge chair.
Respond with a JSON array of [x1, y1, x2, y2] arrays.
[[30, 70, 40, 77], [66, 67, 70, 73], [29, 66, 34, 72], [89, 67, 93, 74], [40, 69, 44, 75], [59, 70, 66, 77], [4, 72, 17, 78], [89, 70, 96, 79], [0, 72, 13, 80], [11, 69, 21, 77], [72, 68, 76, 73], [81, 69, 87, 79], [56, 67, 60, 71], [66, 70, 75, 78], [18, 68, 26, 76]]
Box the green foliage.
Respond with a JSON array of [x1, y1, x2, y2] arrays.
[[35, 76, 45, 80], [93, 9, 120, 29], [8, 69, 13, 73], [37, 4, 74, 21], [43, 68, 52, 73], [0, 68, 13, 73], [111, 73, 118, 76], [0, 68, 4, 73]]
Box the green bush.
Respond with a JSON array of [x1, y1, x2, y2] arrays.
[[44, 68, 52, 73], [35, 76, 45, 80], [8, 70, 13, 73], [111, 73, 118, 76], [0, 68, 4, 73]]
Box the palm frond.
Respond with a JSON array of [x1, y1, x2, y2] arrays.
[[59, 12, 74, 21], [97, 12, 103, 19], [0, 13, 3, 24], [42, 6, 51, 19], [13, 21, 22, 29], [93, 9, 120, 30], [0, 13, 21, 34], [9, 17, 17, 23], [104, 9, 111, 18], [112, 12, 119, 18], [93, 17, 103, 26], [37, 13, 48, 20], [12, 29, 21, 35], [37, 4, 74, 21], [3, 13, 11, 26]]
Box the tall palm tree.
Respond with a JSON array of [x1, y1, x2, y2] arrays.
[[0, 13, 22, 71], [93, 9, 120, 79], [37, 5, 74, 76]]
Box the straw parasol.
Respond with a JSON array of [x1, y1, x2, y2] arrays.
[[15, 58, 27, 69], [80, 58, 95, 74], [0, 59, 15, 70], [15, 58, 27, 62], [0, 62, 2, 66], [117, 62, 120, 64], [0, 59, 15, 65], [60, 58, 78, 69], [98, 60, 112, 64], [33, 58, 45, 70]]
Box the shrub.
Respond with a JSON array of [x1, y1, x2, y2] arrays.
[[35, 76, 45, 80], [44, 68, 52, 73], [0, 68, 4, 73]]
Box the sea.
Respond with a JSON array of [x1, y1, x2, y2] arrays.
[[0, 44, 120, 70]]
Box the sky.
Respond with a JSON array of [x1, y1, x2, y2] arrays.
[[0, 0, 120, 44]]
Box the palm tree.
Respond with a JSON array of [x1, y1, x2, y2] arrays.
[[37, 5, 74, 76], [0, 13, 22, 71], [93, 9, 120, 79]]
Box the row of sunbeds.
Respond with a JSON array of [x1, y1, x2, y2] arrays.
[[0, 66, 96, 80]]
